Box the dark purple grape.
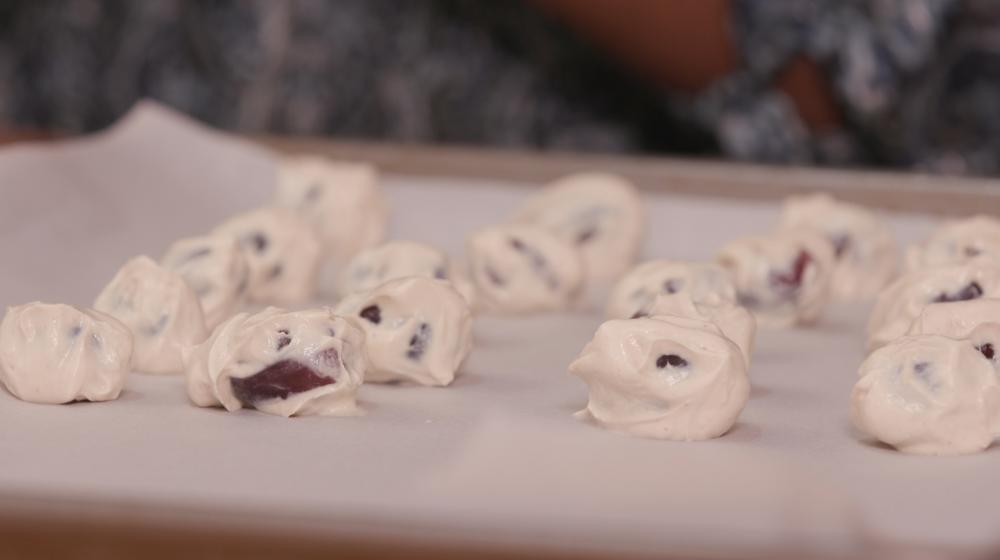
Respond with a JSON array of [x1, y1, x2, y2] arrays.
[[769, 250, 813, 295], [244, 232, 268, 253], [830, 234, 851, 259], [933, 282, 983, 303], [230, 360, 335, 406], [407, 323, 431, 360], [276, 329, 292, 350], [360, 305, 381, 324], [656, 354, 687, 368]]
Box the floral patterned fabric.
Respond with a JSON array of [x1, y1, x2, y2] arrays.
[[1, 0, 998, 174], [0, 0, 656, 152], [702, 0, 986, 173]]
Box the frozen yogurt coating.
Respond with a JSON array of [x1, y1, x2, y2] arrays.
[[717, 229, 835, 327], [905, 215, 1000, 272], [779, 193, 898, 301], [570, 317, 749, 441], [907, 298, 1000, 340], [212, 207, 322, 305], [467, 223, 583, 314], [94, 256, 208, 375], [161, 234, 250, 329], [606, 260, 736, 320], [512, 172, 644, 300], [275, 156, 388, 288], [336, 276, 473, 386], [186, 307, 366, 417], [852, 331, 1000, 455], [867, 262, 1000, 351], [0, 302, 133, 404], [338, 240, 476, 305], [641, 293, 756, 367]]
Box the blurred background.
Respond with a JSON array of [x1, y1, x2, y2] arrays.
[[0, 0, 998, 175]]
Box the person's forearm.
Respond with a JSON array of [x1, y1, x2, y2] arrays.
[[532, 0, 840, 130]]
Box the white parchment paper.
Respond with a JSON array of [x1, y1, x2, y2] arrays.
[[1, 103, 995, 558]]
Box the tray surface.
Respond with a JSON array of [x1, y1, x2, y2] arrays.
[[1, 104, 995, 558]]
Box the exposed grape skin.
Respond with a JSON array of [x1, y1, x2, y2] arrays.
[[230, 359, 335, 406]]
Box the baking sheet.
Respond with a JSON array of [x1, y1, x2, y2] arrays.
[[0, 103, 995, 558]]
